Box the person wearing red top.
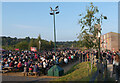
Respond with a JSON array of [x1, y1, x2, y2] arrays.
[[87, 53, 89, 61], [34, 54, 38, 61], [68, 56, 71, 62], [29, 64, 33, 75], [17, 62, 22, 68], [4, 58, 7, 62], [9, 62, 13, 67]]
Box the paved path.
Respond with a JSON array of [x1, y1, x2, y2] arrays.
[[107, 64, 113, 78], [2, 75, 56, 81], [62, 60, 79, 73], [107, 63, 120, 82], [1, 60, 79, 82]]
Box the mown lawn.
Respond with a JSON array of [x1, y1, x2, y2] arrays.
[[49, 62, 97, 82]]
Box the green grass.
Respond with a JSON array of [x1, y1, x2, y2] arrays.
[[50, 62, 97, 82]]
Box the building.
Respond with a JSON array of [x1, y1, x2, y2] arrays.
[[101, 32, 120, 51]]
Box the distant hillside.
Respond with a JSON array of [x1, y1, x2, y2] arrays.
[[1, 36, 80, 50], [1, 36, 54, 50], [56, 41, 79, 48]]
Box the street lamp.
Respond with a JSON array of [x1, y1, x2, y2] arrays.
[[48, 6, 64, 76], [50, 6, 60, 53]]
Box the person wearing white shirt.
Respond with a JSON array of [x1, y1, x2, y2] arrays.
[[64, 57, 68, 64], [42, 60, 47, 75], [113, 53, 116, 74]]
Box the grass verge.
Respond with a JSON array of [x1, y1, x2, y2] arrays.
[[49, 62, 97, 82]]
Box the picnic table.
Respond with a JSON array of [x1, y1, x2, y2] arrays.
[[2, 67, 13, 71], [0, 70, 9, 73], [22, 71, 40, 76]]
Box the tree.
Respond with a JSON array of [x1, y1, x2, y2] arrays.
[[25, 37, 30, 42], [28, 38, 37, 50], [78, 2, 107, 50], [36, 34, 42, 50], [49, 40, 54, 49], [15, 41, 29, 50], [37, 34, 41, 41], [78, 3, 107, 76], [1, 36, 56, 51]]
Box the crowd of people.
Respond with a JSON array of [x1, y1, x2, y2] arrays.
[[97, 49, 120, 82], [1, 48, 120, 82], [1, 49, 81, 75], [111, 49, 120, 82]]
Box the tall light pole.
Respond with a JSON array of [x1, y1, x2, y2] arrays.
[[50, 6, 59, 53], [48, 7, 64, 76]]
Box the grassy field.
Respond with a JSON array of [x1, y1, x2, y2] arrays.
[[50, 62, 97, 82]]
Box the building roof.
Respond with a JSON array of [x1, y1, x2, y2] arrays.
[[102, 32, 120, 35]]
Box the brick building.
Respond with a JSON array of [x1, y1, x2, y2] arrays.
[[101, 32, 120, 51]]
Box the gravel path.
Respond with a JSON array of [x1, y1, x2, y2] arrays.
[[1, 60, 79, 82]]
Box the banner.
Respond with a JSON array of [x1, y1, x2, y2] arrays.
[[31, 47, 37, 52], [15, 48, 19, 51]]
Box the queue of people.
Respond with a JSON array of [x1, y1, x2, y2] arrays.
[[112, 49, 120, 82], [99, 49, 120, 82]]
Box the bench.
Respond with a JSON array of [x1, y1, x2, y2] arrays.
[[12, 68, 20, 72], [24, 72, 40, 76], [22, 72, 28, 76], [0, 70, 9, 73], [2, 67, 13, 71], [33, 72, 37, 76]]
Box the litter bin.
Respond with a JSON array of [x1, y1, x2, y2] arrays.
[[48, 65, 64, 76]]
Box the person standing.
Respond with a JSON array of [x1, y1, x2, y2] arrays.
[[64, 57, 68, 64], [117, 49, 120, 56], [114, 54, 120, 82], [112, 52, 116, 74], [42, 60, 47, 75]]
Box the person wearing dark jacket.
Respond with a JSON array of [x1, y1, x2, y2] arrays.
[[114, 54, 120, 82], [96, 51, 99, 59]]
